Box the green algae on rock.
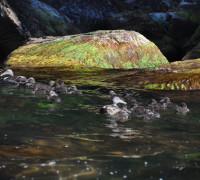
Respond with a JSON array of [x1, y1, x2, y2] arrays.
[[8, 59, 200, 91], [114, 58, 200, 91], [6, 30, 168, 69]]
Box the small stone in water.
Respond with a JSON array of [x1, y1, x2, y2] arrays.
[[65, 144, 68, 148], [110, 172, 114, 175], [144, 161, 148, 166], [23, 165, 29, 168]]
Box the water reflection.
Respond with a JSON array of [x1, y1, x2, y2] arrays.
[[0, 69, 200, 179]]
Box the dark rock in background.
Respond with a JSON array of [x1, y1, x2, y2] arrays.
[[1, 0, 200, 62], [0, 0, 80, 61]]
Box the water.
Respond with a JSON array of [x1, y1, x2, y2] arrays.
[[0, 68, 200, 180]]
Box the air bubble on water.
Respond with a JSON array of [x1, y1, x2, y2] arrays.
[[65, 144, 68, 148], [40, 163, 46, 167], [23, 165, 29, 168], [110, 172, 114, 175], [144, 161, 148, 166]]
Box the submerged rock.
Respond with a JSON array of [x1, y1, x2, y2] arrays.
[[6, 30, 168, 69]]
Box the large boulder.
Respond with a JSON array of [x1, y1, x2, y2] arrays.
[[0, 0, 80, 61], [6, 30, 168, 69]]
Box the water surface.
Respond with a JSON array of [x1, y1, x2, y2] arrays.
[[0, 68, 200, 180]]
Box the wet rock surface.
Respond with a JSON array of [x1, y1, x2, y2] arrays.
[[5, 57, 200, 91], [114, 58, 200, 90]]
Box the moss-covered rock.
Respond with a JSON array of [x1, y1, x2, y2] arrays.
[[6, 30, 168, 69], [113, 58, 200, 90]]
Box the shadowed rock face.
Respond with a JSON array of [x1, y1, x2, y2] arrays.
[[0, 0, 80, 61], [0, 0, 26, 61], [5, 30, 168, 69], [1, 0, 200, 62], [39, 0, 200, 61]]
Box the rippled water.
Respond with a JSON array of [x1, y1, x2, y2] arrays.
[[0, 68, 200, 180]]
